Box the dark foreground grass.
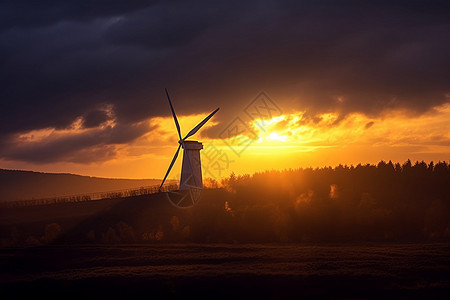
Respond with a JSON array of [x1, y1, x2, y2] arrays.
[[1, 243, 449, 299]]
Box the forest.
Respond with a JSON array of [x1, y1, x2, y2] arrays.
[[194, 160, 450, 243]]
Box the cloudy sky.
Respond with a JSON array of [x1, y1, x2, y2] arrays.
[[1, 0, 449, 179]]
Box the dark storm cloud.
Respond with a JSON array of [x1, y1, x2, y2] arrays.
[[0, 121, 152, 163], [105, 3, 238, 49], [83, 109, 111, 128], [0, 0, 155, 30], [1, 0, 449, 163]]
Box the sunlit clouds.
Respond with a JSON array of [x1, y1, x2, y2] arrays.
[[212, 102, 450, 177], [0, 109, 220, 179], [0, 100, 449, 179], [250, 102, 450, 153], [1, 1, 449, 178]]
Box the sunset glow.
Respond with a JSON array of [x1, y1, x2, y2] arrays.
[[0, 1, 448, 183], [1, 102, 449, 179], [1, 2, 449, 297]]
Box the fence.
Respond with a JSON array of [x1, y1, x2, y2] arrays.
[[0, 183, 179, 208]]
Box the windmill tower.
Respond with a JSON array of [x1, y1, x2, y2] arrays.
[[179, 141, 203, 190], [159, 89, 219, 207]]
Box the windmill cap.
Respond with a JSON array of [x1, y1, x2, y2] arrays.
[[182, 140, 203, 150]]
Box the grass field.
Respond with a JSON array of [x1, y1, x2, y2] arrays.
[[1, 243, 449, 299]]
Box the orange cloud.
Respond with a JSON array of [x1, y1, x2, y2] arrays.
[[1, 103, 449, 180]]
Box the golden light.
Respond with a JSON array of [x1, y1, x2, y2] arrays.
[[2, 102, 449, 180], [268, 132, 287, 142], [211, 102, 450, 178]]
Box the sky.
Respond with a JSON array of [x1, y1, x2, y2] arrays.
[[0, 0, 449, 179]]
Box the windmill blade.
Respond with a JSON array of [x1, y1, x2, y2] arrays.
[[183, 107, 220, 140], [165, 88, 182, 140], [159, 144, 181, 191]]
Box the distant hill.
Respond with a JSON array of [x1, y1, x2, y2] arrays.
[[0, 169, 167, 202]]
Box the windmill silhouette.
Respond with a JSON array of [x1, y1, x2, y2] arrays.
[[159, 88, 219, 208]]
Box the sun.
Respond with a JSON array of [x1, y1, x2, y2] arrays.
[[267, 131, 288, 142], [256, 128, 290, 144], [252, 115, 292, 144]]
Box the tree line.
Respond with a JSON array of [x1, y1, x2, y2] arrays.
[[193, 160, 450, 243]]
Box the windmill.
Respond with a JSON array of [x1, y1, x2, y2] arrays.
[[159, 88, 219, 208]]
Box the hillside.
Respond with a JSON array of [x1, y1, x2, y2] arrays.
[[1, 160, 449, 247], [0, 169, 165, 202]]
